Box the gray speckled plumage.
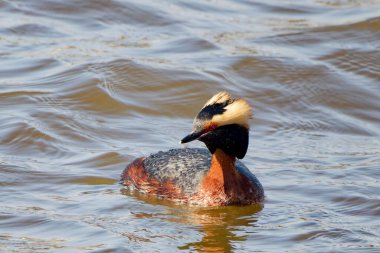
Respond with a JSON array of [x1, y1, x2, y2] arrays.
[[142, 148, 262, 195]]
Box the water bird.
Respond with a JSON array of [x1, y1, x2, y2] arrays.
[[121, 91, 264, 206]]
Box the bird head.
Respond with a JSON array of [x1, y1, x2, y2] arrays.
[[181, 91, 252, 159]]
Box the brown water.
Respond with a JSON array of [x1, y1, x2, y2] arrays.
[[1, 0, 380, 252]]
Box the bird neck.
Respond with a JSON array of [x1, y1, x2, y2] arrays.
[[196, 148, 258, 205], [207, 149, 237, 184]]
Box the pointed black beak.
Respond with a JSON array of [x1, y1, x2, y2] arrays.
[[180, 130, 204, 144]]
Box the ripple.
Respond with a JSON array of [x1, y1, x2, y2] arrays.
[[319, 49, 380, 81], [292, 228, 364, 243], [90, 59, 219, 117], [64, 176, 118, 185], [332, 196, 380, 216], [153, 37, 219, 54], [64, 151, 126, 169], [2, 23, 66, 38], [0, 58, 60, 82], [0, 121, 61, 156]]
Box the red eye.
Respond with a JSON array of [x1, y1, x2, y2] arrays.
[[206, 122, 218, 131]]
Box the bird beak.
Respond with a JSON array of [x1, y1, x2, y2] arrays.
[[180, 130, 204, 144]]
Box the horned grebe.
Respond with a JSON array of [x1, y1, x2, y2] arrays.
[[121, 91, 264, 206]]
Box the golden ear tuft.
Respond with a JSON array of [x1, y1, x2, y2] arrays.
[[203, 91, 233, 108], [211, 98, 252, 128]]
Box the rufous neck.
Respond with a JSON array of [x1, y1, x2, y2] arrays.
[[208, 149, 236, 180]]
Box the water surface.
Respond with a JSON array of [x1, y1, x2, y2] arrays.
[[1, 0, 380, 252]]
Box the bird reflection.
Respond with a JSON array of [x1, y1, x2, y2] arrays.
[[121, 189, 263, 252]]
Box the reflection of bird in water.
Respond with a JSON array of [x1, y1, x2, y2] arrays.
[[121, 188, 262, 252], [121, 91, 264, 206], [176, 205, 262, 252]]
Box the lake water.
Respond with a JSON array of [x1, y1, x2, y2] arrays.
[[1, 0, 380, 252]]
